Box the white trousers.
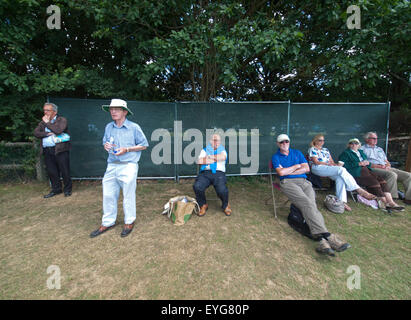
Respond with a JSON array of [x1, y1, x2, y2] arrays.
[[102, 162, 138, 227], [311, 165, 359, 203]]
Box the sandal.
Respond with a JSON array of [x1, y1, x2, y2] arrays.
[[357, 188, 377, 200], [387, 205, 405, 212], [344, 203, 352, 211]]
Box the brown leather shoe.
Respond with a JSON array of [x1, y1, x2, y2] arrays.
[[326, 234, 351, 252], [223, 204, 232, 216], [121, 223, 134, 237], [198, 204, 208, 216], [90, 224, 115, 238], [316, 238, 335, 256]]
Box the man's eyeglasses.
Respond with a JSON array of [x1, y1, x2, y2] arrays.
[[368, 137, 377, 140], [279, 140, 289, 144]]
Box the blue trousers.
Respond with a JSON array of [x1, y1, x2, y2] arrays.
[[193, 170, 229, 209]]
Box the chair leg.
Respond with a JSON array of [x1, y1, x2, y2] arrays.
[[269, 173, 278, 219], [348, 191, 358, 202]]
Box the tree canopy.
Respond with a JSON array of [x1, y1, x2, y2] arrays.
[[0, 0, 410, 140]]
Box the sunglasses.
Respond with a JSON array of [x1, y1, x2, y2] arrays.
[[368, 137, 377, 140], [350, 142, 359, 145], [317, 139, 325, 142], [279, 140, 290, 144]]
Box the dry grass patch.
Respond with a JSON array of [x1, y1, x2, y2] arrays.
[[0, 177, 410, 299]]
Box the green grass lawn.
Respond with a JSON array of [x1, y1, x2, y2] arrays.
[[0, 177, 410, 299]]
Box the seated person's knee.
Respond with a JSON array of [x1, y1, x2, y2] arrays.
[[193, 181, 207, 193], [337, 167, 346, 175], [215, 185, 228, 196]]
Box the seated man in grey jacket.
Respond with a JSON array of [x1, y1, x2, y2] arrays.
[[360, 132, 411, 205]]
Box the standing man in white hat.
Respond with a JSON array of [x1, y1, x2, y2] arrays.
[[90, 99, 149, 238]]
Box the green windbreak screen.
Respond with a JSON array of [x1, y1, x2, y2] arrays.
[[51, 98, 175, 178], [50, 98, 389, 178], [177, 102, 289, 176], [289, 103, 389, 160]]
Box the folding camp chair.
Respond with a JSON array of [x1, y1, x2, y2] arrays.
[[268, 159, 281, 219], [347, 190, 358, 202], [304, 154, 330, 191]]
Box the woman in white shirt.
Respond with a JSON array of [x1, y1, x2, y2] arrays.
[[308, 134, 376, 211]]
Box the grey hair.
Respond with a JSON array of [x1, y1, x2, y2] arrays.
[[364, 131, 377, 140], [44, 102, 58, 112]]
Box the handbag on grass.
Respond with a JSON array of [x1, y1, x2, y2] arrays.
[[288, 203, 321, 241], [324, 195, 345, 214], [161, 195, 200, 226]]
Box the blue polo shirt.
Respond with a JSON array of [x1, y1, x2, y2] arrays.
[[271, 148, 307, 180], [103, 119, 149, 164]]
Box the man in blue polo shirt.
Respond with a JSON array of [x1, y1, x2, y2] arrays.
[[90, 99, 149, 238], [272, 134, 351, 256]]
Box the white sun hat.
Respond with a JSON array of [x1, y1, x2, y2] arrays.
[[102, 99, 133, 115], [277, 134, 290, 143]]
